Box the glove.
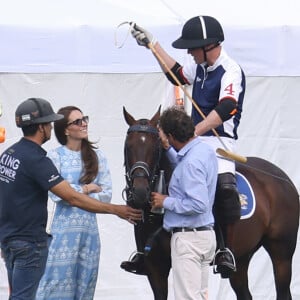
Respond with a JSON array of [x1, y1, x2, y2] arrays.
[[131, 23, 157, 48]]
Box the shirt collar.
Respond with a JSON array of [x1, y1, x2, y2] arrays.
[[206, 47, 227, 72], [176, 137, 201, 159]]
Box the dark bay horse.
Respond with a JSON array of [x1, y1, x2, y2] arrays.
[[122, 106, 299, 300]]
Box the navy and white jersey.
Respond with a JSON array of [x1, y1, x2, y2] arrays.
[[0, 138, 64, 243], [182, 48, 245, 139]]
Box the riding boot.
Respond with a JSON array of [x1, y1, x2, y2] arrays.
[[213, 172, 241, 278], [120, 252, 146, 275], [213, 243, 236, 278], [120, 221, 147, 275]]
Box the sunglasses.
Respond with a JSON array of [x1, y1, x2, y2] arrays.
[[67, 116, 89, 127]]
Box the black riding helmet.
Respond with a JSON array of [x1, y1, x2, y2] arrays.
[[172, 16, 224, 49], [15, 98, 63, 127]]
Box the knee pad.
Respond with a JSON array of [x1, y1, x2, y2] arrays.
[[214, 173, 241, 224]]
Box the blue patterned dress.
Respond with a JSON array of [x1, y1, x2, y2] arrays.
[[36, 146, 112, 300]]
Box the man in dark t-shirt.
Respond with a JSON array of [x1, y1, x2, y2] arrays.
[[0, 137, 64, 243], [0, 98, 142, 299]]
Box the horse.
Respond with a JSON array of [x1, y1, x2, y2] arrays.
[[122, 105, 172, 300], [122, 106, 299, 300]]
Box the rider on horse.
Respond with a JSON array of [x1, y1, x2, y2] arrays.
[[121, 15, 246, 278]]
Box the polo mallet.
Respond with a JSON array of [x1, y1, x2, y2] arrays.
[[130, 23, 247, 163]]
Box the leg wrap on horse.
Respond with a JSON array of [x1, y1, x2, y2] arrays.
[[214, 172, 241, 224]]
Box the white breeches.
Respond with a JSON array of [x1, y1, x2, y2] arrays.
[[198, 136, 236, 174]]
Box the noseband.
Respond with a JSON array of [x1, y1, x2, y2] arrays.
[[123, 122, 161, 205]]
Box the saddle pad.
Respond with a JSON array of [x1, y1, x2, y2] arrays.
[[236, 171, 256, 219]]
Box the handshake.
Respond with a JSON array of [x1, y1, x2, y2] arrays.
[[131, 23, 157, 48]]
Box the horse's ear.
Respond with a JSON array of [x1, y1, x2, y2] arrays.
[[123, 106, 137, 126], [150, 105, 161, 127]]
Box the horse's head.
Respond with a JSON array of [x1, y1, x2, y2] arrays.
[[123, 106, 161, 210]]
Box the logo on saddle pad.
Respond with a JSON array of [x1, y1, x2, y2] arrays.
[[236, 171, 255, 219]]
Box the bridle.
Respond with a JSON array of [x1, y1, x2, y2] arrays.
[[123, 121, 162, 206]]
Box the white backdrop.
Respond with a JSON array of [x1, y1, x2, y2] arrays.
[[0, 74, 299, 300], [0, 0, 300, 299]]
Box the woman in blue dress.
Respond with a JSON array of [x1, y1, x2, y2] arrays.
[[36, 106, 112, 300]]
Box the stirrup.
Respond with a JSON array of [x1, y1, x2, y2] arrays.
[[128, 251, 144, 261], [212, 248, 236, 277], [120, 251, 146, 275]]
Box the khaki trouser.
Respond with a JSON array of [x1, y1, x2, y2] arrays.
[[171, 230, 216, 300]]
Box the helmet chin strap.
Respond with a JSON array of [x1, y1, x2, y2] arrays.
[[202, 42, 221, 63], [202, 47, 207, 62]]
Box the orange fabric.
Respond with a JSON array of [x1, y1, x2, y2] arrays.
[[0, 127, 5, 143], [175, 85, 180, 100], [230, 108, 237, 115], [175, 86, 184, 106]]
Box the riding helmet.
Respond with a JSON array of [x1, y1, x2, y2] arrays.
[[15, 98, 63, 127], [172, 15, 224, 49]]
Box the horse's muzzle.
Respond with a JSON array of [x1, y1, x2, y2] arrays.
[[132, 186, 151, 209]]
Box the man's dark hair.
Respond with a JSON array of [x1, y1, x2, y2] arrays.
[[21, 124, 40, 136], [159, 107, 195, 143]]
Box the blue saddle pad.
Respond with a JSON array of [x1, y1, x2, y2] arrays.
[[236, 171, 256, 219]]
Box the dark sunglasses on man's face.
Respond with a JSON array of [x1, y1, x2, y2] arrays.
[[67, 116, 89, 127]]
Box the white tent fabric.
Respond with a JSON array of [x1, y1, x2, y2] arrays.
[[0, 0, 300, 299], [0, 0, 300, 75]]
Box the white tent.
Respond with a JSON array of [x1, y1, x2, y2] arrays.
[[0, 0, 300, 299]]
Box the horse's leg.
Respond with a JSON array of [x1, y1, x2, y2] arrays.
[[146, 265, 170, 300], [229, 254, 254, 300], [145, 238, 171, 300], [263, 241, 293, 300]]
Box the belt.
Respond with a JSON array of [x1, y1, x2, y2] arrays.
[[171, 226, 213, 234]]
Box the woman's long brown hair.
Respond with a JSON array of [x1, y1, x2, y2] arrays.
[[54, 106, 98, 184]]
